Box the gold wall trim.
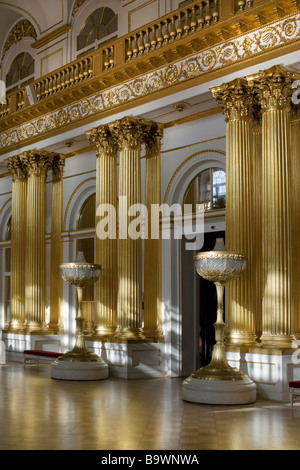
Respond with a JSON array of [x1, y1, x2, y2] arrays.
[[32, 25, 71, 49], [163, 149, 226, 204], [0, 13, 299, 154]]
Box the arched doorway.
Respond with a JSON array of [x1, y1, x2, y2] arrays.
[[182, 168, 226, 373], [162, 150, 226, 378]]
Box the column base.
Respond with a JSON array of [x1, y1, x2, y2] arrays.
[[115, 327, 145, 340], [51, 359, 109, 381], [225, 332, 257, 346], [143, 327, 165, 342], [93, 326, 117, 338], [260, 334, 297, 349], [182, 375, 256, 405]]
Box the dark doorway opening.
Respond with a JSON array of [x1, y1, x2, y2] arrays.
[[198, 230, 225, 367]]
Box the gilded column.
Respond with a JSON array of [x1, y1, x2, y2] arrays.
[[21, 151, 53, 332], [86, 125, 118, 337], [110, 117, 147, 340], [5, 156, 27, 331], [211, 78, 256, 345], [144, 123, 164, 340], [290, 107, 300, 339], [251, 115, 263, 338], [247, 65, 299, 348], [48, 155, 65, 333]]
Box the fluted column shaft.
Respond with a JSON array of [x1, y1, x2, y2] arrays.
[[290, 112, 300, 339], [211, 79, 256, 345], [110, 117, 146, 339], [251, 121, 263, 337], [247, 65, 299, 347], [20, 151, 54, 332], [49, 156, 65, 332], [86, 126, 118, 337], [144, 124, 164, 340], [5, 157, 27, 331]]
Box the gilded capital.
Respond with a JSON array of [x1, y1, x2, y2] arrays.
[[19, 150, 58, 178], [210, 78, 254, 121], [5, 156, 27, 182], [144, 123, 164, 156], [246, 65, 300, 111], [109, 116, 147, 150], [86, 125, 118, 156], [52, 155, 65, 182]]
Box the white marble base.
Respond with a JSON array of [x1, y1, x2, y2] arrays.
[[226, 347, 300, 402], [182, 376, 257, 405], [86, 340, 166, 379], [51, 359, 109, 381]]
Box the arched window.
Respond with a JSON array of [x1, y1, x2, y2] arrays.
[[6, 52, 35, 92], [183, 168, 226, 212], [77, 7, 118, 57]]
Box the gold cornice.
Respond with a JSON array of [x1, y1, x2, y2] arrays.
[[32, 25, 71, 50]]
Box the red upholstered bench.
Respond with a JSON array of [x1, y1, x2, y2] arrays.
[[289, 381, 300, 408], [23, 350, 63, 367]]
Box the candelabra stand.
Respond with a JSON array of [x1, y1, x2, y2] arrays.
[[182, 239, 256, 404], [51, 252, 109, 380]]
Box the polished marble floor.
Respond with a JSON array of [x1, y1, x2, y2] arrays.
[[1, 360, 300, 451]]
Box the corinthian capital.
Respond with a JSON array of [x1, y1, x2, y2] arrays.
[[86, 125, 118, 156], [144, 123, 164, 156], [52, 155, 65, 182], [246, 65, 300, 110], [210, 78, 254, 121], [109, 116, 147, 150], [5, 156, 27, 182], [19, 150, 58, 178]]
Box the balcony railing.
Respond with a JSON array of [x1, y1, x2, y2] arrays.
[[0, 0, 295, 125]]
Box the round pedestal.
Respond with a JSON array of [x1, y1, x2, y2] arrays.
[[51, 359, 109, 381], [182, 375, 256, 405]]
